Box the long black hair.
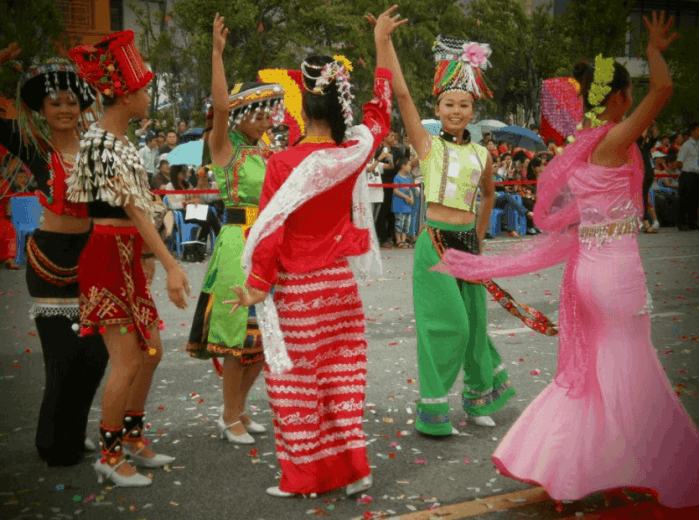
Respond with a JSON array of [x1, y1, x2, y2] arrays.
[[169, 164, 190, 190], [573, 60, 631, 113], [301, 55, 347, 145]]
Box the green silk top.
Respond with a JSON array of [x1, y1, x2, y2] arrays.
[[421, 135, 489, 213], [212, 130, 272, 208]]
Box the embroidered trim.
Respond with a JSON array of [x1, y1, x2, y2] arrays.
[[29, 299, 80, 320], [275, 293, 361, 313], [462, 380, 513, 408], [26, 236, 79, 287], [277, 265, 352, 280], [276, 440, 367, 464], [417, 410, 450, 424], [282, 321, 365, 339], [275, 278, 358, 295], [420, 396, 449, 404], [278, 308, 364, 328]]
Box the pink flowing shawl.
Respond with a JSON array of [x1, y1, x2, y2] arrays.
[[433, 123, 624, 398]]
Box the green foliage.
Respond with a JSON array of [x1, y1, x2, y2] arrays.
[[0, 0, 73, 99], [556, 0, 636, 61], [661, 26, 699, 132]]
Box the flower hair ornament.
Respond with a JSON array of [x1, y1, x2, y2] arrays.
[[585, 55, 615, 128], [301, 55, 355, 127], [432, 35, 493, 100]]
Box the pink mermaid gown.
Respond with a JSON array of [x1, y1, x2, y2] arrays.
[[434, 124, 699, 508]]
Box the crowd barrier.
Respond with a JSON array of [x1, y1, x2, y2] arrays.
[[1, 172, 683, 199]]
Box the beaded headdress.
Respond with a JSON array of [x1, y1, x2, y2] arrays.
[[69, 30, 154, 98], [432, 35, 493, 100], [14, 57, 97, 161], [18, 57, 95, 112], [258, 68, 305, 145], [206, 82, 285, 128], [301, 55, 354, 127]]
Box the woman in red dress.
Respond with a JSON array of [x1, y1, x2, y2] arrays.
[[67, 31, 189, 486], [228, 7, 405, 497]]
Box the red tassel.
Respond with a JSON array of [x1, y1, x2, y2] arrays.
[[80, 326, 93, 336], [212, 357, 224, 378], [98, 326, 107, 334], [127, 324, 135, 332], [144, 331, 152, 340], [158, 320, 165, 330]]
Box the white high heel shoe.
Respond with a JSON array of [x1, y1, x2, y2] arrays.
[[466, 413, 496, 427], [93, 458, 152, 487], [216, 417, 255, 444], [124, 443, 175, 467], [240, 413, 267, 434], [266, 486, 297, 498], [346, 474, 373, 495]]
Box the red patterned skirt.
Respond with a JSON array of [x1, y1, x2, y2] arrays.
[[77, 225, 159, 350], [265, 257, 370, 494]]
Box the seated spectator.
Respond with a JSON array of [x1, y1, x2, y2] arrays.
[[654, 135, 670, 155], [497, 140, 509, 155], [486, 140, 499, 158], [526, 157, 544, 183], [669, 133, 682, 154], [150, 155, 171, 191], [164, 165, 221, 262], [498, 152, 513, 178], [156, 131, 166, 150]]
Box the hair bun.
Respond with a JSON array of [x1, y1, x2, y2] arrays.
[[572, 61, 592, 83]]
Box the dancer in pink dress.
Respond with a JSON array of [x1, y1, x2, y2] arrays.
[[433, 12, 699, 510]]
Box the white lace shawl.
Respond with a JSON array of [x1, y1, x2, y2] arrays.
[[242, 124, 380, 373]]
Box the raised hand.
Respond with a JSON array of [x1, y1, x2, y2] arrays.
[[212, 13, 229, 56], [365, 5, 409, 38], [643, 11, 679, 54], [0, 42, 22, 66]]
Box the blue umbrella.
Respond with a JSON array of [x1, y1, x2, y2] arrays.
[[491, 125, 546, 152], [167, 140, 204, 166]]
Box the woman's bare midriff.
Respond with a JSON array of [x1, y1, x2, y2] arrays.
[[40, 210, 92, 234], [425, 203, 476, 226], [94, 218, 135, 227]]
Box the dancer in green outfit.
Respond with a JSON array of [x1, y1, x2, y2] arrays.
[[186, 13, 285, 444], [375, 29, 515, 435]]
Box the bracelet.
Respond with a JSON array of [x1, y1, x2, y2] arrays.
[[141, 252, 156, 259]]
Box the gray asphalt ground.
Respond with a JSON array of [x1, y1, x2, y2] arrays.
[[1, 228, 698, 520]]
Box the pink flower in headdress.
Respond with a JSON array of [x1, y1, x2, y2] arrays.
[[462, 43, 488, 67]]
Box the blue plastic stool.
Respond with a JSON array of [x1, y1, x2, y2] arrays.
[[490, 208, 504, 236], [11, 196, 42, 265]]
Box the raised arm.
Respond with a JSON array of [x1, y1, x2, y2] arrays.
[[366, 6, 431, 160], [209, 14, 234, 167], [598, 12, 677, 160]]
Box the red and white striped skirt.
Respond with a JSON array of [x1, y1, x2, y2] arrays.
[[265, 257, 370, 494]]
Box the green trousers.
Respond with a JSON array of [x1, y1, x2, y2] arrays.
[[413, 220, 515, 436]]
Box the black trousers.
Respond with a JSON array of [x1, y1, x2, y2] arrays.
[[677, 171, 699, 229], [35, 317, 108, 465], [27, 230, 108, 466], [375, 187, 395, 244]]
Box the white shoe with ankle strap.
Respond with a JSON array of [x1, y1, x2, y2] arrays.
[[216, 417, 255, 444], [93, 459, 152, 487], [124, 443, 175, 467]]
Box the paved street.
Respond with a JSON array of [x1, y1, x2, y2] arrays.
[[1, 228, 698, 520]]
